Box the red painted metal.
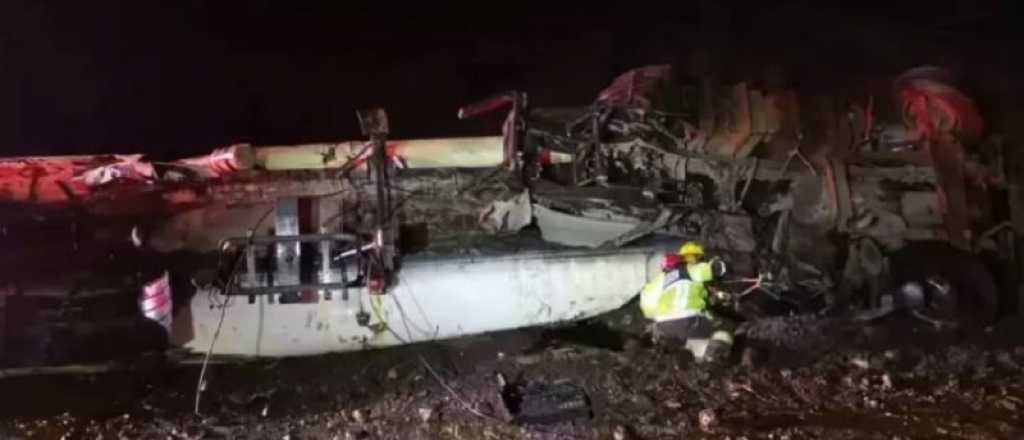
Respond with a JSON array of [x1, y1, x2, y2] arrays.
[[895, 67, 984, 146], [457, 93, 515, 120], [595, 65, 672, 110], [894, 67, 984, 250], [140, 271, 172, 333], [179, 144, 255, 177], [0, 157, 97, 203]]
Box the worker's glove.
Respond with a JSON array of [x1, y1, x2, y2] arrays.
[[710, 257, 728, 278], [706, 284, 735, 308]]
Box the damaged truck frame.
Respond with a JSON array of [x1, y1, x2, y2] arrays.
[[0, 65, 1013, 369]]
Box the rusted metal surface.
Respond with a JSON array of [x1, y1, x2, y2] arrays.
[[929, 136, 972, 249], [886, 67, 985, 250], [709, 83, 753, 158], [826, 158, 854, 231], [758, 91, 802, 160]]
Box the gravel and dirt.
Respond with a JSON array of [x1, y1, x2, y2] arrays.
[[2, 310, 1023, 439]]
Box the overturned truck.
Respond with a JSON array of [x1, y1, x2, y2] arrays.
[[0, 65, 1012, 368]]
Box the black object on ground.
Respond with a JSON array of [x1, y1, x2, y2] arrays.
[[502, 379, 592, 425]]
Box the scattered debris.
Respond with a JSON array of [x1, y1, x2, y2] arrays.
[[351, 409, 366, 425], [612, 424, 635, 440], [996, 398, 1018, 412], [850, 357, 871, 370], [881, 374, 893, 390], [417, 407, 433, 424], [77, 154, 155, 187], [698, 408, 718, 432], [500, 378, 592, 425]]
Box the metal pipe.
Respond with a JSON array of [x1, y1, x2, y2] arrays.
[[255, 137, 507, 170], [221, 233, 358, 247], [226, 283, 352, 296]]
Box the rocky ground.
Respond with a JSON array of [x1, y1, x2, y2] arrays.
[[2, 312, 1024, 440]]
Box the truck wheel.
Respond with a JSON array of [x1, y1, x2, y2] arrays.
[[888, 241, 999, 328]]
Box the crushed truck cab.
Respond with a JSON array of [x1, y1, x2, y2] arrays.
[[0, 64, 1013, 368]]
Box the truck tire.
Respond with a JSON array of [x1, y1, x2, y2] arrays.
[[887, 241, 999, 327]]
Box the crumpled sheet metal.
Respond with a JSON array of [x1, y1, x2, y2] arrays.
[[0, 144, 255, 205], [895, 66, 984, 145], [533, 203, 637, 248], [595, 64, 673, 110], [80, 144, 256, 186], [479, 191, 533, 234], [77, 154, 155, 187], [0, 156, 115, 203], [178, 144, 255, 178]]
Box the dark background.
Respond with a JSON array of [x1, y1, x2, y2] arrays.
[[0, 1, 1019, 158]]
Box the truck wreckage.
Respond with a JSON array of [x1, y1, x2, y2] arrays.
[[0, 65, 1012, 369]]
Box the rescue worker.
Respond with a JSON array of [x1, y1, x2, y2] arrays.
[[640, 242, 733, 362]]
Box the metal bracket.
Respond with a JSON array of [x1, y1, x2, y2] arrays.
[[221, 232, 363, 297], [457, 92, 529, 176], [358, 108, 397, 279]]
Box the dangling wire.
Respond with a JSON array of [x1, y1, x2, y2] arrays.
[[194, 141, 383, 415], [193, 208, 272, 416]]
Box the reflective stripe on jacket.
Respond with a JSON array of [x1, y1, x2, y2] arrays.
[[640, 262, 714, 322]]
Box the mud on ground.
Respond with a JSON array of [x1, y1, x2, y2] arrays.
[[2, 314, 1024, 440]]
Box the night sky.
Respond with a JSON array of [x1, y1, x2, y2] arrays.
[[0, 2, 1019, 158]]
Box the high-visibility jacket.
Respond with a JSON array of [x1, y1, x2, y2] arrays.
[[640, 261, 714, 322]]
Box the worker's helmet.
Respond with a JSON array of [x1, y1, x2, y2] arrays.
[[678, 242, 705, 258]]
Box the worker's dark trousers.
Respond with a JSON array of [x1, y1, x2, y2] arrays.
[[654, 315, 734, 361]]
